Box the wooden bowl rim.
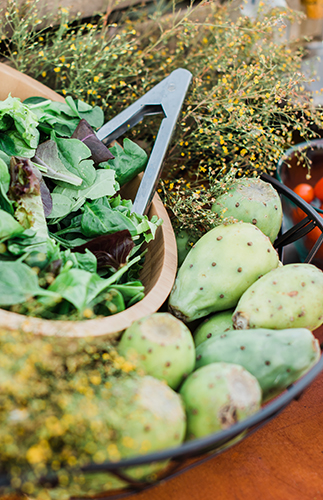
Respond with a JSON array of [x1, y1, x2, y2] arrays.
[[0, 63, 178, 338]]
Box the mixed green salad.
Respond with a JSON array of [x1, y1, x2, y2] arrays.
[[0, 95, 162, 320]]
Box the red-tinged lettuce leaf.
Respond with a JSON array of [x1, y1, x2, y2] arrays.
[[40, 180, 53, 217], [9, 156, 40, 198], [73, 229, 134, 271], [71, 119, 114, 164], [9, 157, 53, 217]]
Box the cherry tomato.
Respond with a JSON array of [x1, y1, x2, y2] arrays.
[[314, 177, 323, 202], [304, 209, 323, 254], [293, 183, 315, 204], [292, 206, 307, 224], [305, 226, 321, 245]]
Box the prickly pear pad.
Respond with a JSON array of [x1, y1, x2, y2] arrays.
[[180, 362, 262, 439], [118, 312, 195, 389], [193, 309, 234, 347], [169, 222, 279, 322], [233, 263, 323, 331], [195, 328, 321, 401], [211, 177, 283, 243]]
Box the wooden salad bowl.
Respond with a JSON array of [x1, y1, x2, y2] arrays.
[[0, 62, 177, 338]]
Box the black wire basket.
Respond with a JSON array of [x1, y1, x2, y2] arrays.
[[1, 169, 323, 500], [62, 172, 323, 500], [1, 70, 323, 500]]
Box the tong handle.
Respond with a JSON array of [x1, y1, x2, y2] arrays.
[[97, 68, 193, 215]]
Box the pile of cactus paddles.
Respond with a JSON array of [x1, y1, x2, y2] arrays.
[[1, 177, 323, 500], [121, 177, 322, 438]]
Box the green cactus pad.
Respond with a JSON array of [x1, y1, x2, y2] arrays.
[[180, 362, 262, 439], [176, 229, 198, 268], [195, 328, 320, 401], [233, 263, 323, 331], [211, 177, 283, 243], [65, 375, 186, 485], [118, 312, 195, 389], [169, 222, 279, 323], [193, 309, 234, 347]]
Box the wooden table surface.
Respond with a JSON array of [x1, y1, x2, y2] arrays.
[[127, 324, 323, 500]]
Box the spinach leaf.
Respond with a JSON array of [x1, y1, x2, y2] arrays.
[[0, 132, 18, 157], [50, 233, 89, 249], [81, 200, 137, 237], [34, 139, 83, 186], [0, 95, 39, 148], [48, 214, 88, 248], [0, 209, 24, 242], [61, 248, 97, 273], [66, 96, 104, 128], [25, 96, 104, 136], [50, 169, 119, 220], [54, 135, 96, 188], [23, 97, 49, 106], [73, 99, 104, 129], [3, 131, 36, 158], [0, 158, 13, 214], [47, 251, 142, 312], [0, 150, 10, 166], [92, 288, 125, 315], [127, 291, 145, 307], [101, 138, 148, 186], [64, 96, 82, 119], [0, 261, 58, 306], [47, 193, 73, 219], [70, 169, 118, 200], [112, 281, 145, 302], [52, 213, 83, 234], [46, 268, 109, 312], [6, 229, 48, 256], [47, 170, 118, 223], [131, 213, 163, 242]]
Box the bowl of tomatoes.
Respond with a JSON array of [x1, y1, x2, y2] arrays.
[[276, 138, 323, 266]]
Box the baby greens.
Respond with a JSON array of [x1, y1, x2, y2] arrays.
[[0, 94, 161, 320]]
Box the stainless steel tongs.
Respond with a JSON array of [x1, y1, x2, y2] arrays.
[[96, 68, 192, 215]]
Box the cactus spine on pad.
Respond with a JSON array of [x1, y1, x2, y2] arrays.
[[195, 328, 320, 401], [168, 222, 280, 323]]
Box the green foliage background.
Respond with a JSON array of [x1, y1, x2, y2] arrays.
[[1, 0, 323, 237]]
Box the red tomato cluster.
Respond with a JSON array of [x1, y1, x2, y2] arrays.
[[293, 179, 323, 210], [292, 178, 323, 258]]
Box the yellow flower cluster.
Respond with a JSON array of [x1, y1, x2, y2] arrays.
[[3, 0, 323, 243], [0, 327, 141, 499]]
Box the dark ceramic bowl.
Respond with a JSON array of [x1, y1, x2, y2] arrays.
[[276, 139, 323, 267]]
